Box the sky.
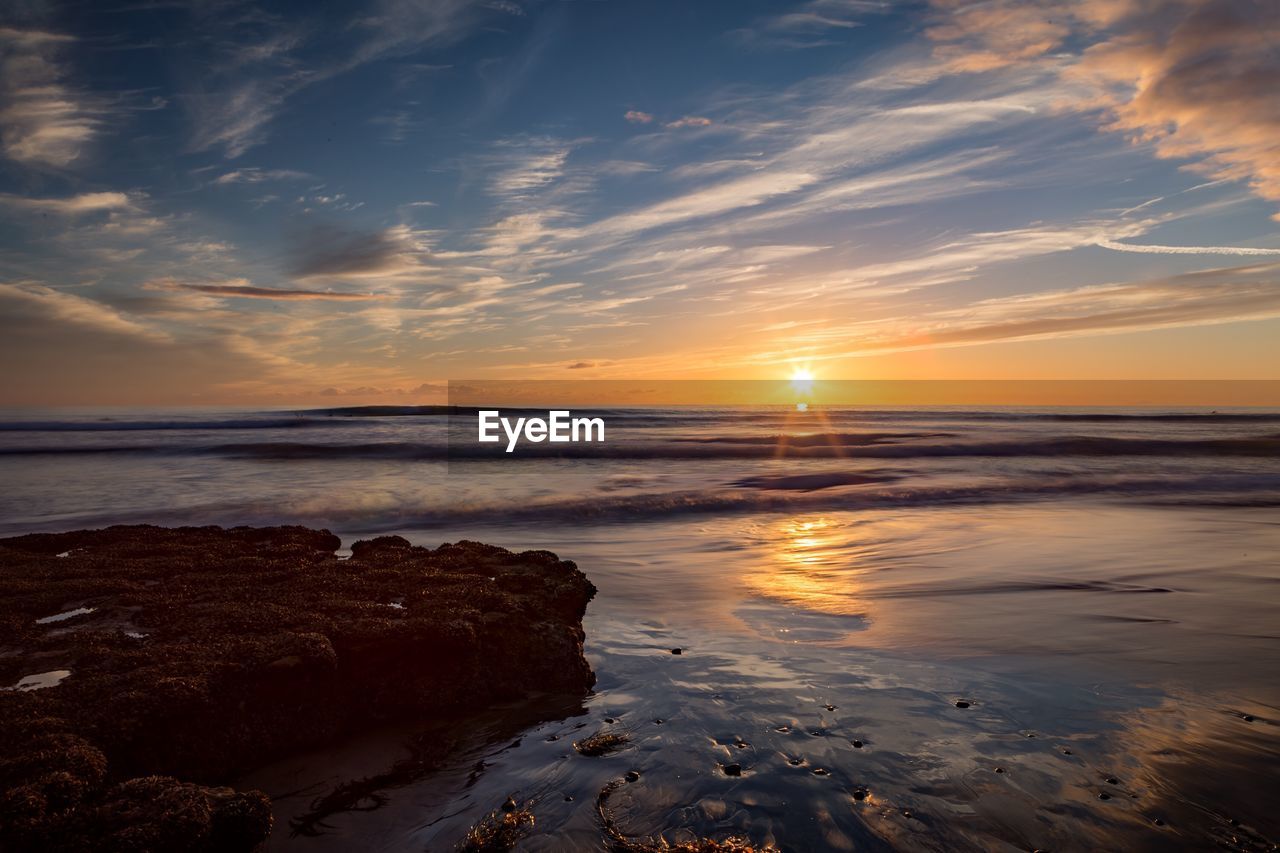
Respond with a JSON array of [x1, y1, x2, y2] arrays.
[[0, 0, 1278, 405]]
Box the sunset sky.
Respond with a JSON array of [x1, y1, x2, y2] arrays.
[[1, 0, 1278, 405]]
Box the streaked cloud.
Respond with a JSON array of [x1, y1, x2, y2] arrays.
[[0, 191, 135, 215], [290, 223, 437, 283], [768, 262, 1280, 362], [213, 168, 312, 185], [0, 281, 164, 341], [150, 278, 388, 301], [487, 137, 574, 199], [185, 0, 513, 158], [731, 0, 884, 49], [665, 116, 713, 129], [0, 26, 97, 167], [1097, 239, 1280, 257]]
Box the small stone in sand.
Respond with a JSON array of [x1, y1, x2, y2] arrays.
[[1105, 776, 1118, 785], [954, 701, 970, 709], [775, 725, 791, 733], [852, 788, 868, 801], [1243, 714, 1255, 722], [624, 771, 640, 783], [994, 767, 1005, 774], [824, 704, 836, 711], [812, 768, 829, 776], [564, 795, 573, 802], [670, 648, 682, 655], [1153, 818, 1165, 826], [723, 763, 742, 777], [1098, 792, 1111, 801], [653, 719, 664, 725], [787, 758, 802, 766], [851, 740, 864, 749]]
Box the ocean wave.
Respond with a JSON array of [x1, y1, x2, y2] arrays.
[[677, 431, 953, 446], [5, 433, 1278, 460], [398, 474, 1279, 525], [0, 417, 362, 432], [729, 472, 899, 491], [6, 473, 1273, 535]]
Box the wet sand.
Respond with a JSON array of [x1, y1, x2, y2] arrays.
[[236, 502, 1279, 851]]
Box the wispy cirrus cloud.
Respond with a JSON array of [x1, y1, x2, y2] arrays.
[[185, 0, 519, 158], [487, 136, 574, 200], [1097, 239, 1280, 257], [149, 278, 388, 301], [731, 0, 885, 49], [213, 167, 312, 185], [665, 116, 713, 129], [0, 191, 136, 215], [756, 262, 1280, 363], [0, 26, 98, 168], [290, 223, 441, 284]]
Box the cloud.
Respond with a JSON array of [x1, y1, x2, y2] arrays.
[[758, 262, 1280, 363], [0, 191, 135, 215], [150, 278, 387, 300], [1097, 239, 1280, 257], [185, 0, 509, 158], [290, 223, 436, 281], [665, 116, 713, 129], [0, 27, 97, 167], [0, 282, 165, 341], [487, 136, 573, 199], [0, 281, 300, 405], [213, 168, 312, 185], [624, 110, 653, 124], [731, 0, 882, 49], [585, 169, 817, 239], [924, 0, 1280, 218]]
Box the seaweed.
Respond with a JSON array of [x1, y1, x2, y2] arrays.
[[573, 730, 632, 757], [456, 796, 536, 852]]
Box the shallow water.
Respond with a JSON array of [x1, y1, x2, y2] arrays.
[[3, 406, 1279, 850]]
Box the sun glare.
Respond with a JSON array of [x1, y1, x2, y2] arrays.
[[788, 367, 815, 409]]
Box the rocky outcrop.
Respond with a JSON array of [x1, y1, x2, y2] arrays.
[[0, 525, 595, 851]]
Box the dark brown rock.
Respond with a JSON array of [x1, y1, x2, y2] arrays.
[[0, 525, 596, 851]]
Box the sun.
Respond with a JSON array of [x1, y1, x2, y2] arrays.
[[788, 367, 815, 405]]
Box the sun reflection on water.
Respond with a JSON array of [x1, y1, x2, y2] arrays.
[[744, 516, 869, 619]]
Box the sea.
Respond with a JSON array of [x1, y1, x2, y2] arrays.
[[2, 405, 1278, 851]]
